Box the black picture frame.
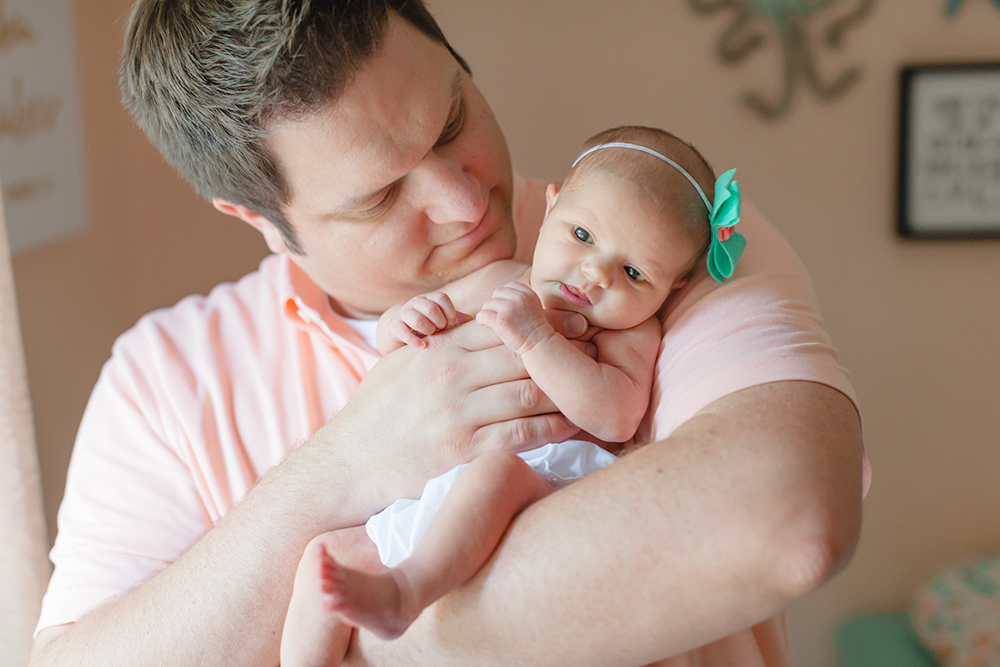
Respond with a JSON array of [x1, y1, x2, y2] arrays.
[[897, 63, 1000, 239]]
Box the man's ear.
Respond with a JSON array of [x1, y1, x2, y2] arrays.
[[544, 182, 560, 217], [213, 199, 290, 255]]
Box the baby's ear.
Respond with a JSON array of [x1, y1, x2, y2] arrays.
[[544, 182, 560, 217]]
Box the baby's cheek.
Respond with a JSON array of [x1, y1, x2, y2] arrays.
[[535, 288, 560, 312]]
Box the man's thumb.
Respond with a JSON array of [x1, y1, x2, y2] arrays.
[[546, 310, 587, 338]]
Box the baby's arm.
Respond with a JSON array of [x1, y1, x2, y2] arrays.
[[476, 283, 661, 443], [376, 260, 528, 354]]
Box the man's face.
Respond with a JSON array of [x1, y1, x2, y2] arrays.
[[530, 172, 698, 331], [262, 15, 516, 319]]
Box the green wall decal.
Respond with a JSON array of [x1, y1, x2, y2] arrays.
[[690, 0, 877, 121], [945, 0, 1000, 18]]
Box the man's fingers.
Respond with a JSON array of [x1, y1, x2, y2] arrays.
[[412, 326, 532, 386], [461, 378, 560, 424], [568, 338, 599, 360], [472, 413, 579, 455], [455, 344, 534, 388], [435, 319, 506, 352], [545, 309, 588, 339]]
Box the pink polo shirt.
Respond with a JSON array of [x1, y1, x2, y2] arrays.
[[37, 176, 867, 667]]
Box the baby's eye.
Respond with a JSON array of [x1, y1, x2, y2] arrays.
[[573, 226, 592, 243], [624, 266, 645, 283]]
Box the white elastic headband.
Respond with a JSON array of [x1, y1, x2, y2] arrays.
[[571, 141, 712, 211]]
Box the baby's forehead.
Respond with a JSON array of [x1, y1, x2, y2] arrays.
[[560, 170, 702, 269], [562, 169, 673, 229], [564, 163, 684, 215], [562, 167, 652, 208]]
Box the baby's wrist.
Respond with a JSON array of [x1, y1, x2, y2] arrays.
[[514, 321, 558, 358]]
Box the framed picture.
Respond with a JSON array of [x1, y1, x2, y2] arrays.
[[897, 63, 1000, 239]]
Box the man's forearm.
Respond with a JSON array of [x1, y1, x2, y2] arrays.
[[30, 426, 368, 667], [349, 381, 865, 666]]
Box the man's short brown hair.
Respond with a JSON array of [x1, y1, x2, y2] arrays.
[[120, 0, 469, 252]]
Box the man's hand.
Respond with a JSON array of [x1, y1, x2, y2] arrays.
[[317, 316, 585, 518]]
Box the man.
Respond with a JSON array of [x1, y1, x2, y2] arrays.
[[30, 1, 867, 665]]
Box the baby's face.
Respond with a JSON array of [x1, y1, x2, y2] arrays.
[[530, 171, 699, 330]]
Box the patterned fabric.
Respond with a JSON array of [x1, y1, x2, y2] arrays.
[[912, 557, 1000, 667]]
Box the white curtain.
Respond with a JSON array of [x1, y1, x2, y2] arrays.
[[0, 180, 50, 667]]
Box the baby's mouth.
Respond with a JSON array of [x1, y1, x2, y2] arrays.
[[558, 282, 592, 307]]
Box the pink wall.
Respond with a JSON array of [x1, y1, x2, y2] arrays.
[[13, 2, 1000, 665]]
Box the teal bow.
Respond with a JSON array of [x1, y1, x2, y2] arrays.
[[707, 168, 746, 283]]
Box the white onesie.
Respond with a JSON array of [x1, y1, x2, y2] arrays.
[[365, 439, 617, 567]]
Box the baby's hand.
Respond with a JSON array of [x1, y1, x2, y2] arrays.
[[389, 292, 460, 349], [476, 283, 555, 356]]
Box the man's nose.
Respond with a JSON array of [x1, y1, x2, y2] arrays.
[[414, 151, 487, 224]]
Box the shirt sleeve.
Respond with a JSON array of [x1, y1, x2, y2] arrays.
[[643, 201, 868, 494], [35, 326, 213, 637]]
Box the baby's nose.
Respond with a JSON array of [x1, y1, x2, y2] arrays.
[[582, 261, 610, 288]]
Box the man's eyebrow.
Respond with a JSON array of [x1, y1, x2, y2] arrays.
[[327, 71, 463, 217]]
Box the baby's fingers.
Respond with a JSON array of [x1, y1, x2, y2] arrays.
[[490, 282, 535, 303], [400, 309, 444, 337], [476, 307, 498, 329], [390, 319, 428, 349], [423, 292, 459, 327], [406, 293, 454, 330]]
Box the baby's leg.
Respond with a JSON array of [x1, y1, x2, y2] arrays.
[[326, 451, 552, 639], [280, 528, 379, 667]]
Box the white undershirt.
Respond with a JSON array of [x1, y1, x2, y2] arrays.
[[341, 316, 380, 351]]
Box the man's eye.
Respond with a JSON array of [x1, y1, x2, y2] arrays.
[[573, 226, 592, 243], [359, 187, 396, 217], [437, 101, 465, 145], [624, 266, 644, 282]]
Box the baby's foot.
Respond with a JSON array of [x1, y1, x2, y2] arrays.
[[281, 541, 352, 667], [325, 555, 422, 640]]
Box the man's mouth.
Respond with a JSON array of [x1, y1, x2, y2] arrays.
[[558, 282, 592, 307]]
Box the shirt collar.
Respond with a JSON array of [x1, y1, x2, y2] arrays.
[[277, 254, 381, 356]]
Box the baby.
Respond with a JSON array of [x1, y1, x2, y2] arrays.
[[280, 125, 746, 667]]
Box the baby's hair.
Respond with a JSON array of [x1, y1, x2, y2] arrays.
[[564, 125, 716, 276]]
